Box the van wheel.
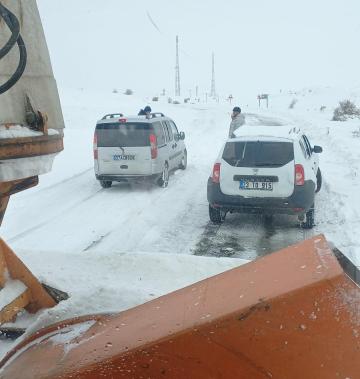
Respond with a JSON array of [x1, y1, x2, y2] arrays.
[[301, 204, 315, 229], [179, 150, 187, 170], [264, 214, 273, 224], [100, 180, 112, 188], [158, 163, 169, 188], [315, 169, 322, 193], [209, 205, 223, 224]]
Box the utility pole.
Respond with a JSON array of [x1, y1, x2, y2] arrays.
[[210, 52, 216, 99], [175, 36, 181, 97]]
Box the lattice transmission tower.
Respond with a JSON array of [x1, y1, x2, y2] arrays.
[[175, 36, 181, 97], [210, 52, 216, 98]]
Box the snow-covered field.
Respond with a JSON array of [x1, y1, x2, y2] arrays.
[[1, 85, 360, 358]]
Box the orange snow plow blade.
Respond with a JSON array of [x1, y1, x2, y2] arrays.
[[0, 239, 57, 324], [1, 235, 359, 378]]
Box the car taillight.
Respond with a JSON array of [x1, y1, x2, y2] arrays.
[[93, 133, 98, 160], [295, 164, 305, 185], [149, 134, 158, 159], [212, 163, 221, 183]]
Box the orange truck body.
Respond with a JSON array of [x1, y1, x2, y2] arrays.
[[0, 235, 359, 378]]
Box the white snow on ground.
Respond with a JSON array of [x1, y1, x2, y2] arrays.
[[265, 88, 360, 264], [1, 85, 360, 358], [0, 279, 26, 310]]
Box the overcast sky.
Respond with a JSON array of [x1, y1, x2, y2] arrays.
[[37, 0, 360, 98]]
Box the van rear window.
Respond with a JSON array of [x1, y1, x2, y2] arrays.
[[222, 141, 294, 167], [96, 123, 151, 147]]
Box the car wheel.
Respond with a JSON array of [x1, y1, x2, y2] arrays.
[[100, 180, 112, 188], [179, 150, 187, 170], [209, 205, 224, 224], [264, 214, 273, 224], [158, 163, 169, 188], [301, 204, 315, 229], [315, 169, 322, 193]]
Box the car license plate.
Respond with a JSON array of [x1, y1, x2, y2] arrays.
[[113, 154, 135, 161], [239, 180, 273, 191]]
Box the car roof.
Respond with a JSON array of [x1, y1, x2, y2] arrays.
[[96, 113, 170, 124], [229, 125, 303, 142]]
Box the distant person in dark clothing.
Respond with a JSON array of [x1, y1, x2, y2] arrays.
[[138, 106, 152, 118], [229, 106, 245, 138]]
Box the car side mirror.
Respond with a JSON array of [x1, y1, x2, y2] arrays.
[[312, 145, 323, 153], [179, 131, 185, 140]]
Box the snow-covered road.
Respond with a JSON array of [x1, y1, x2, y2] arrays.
[[3, 88, 356, 263], [2, 97, 314, 259]]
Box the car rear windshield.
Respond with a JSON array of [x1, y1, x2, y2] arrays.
[[96, 123, 151, 147], [222, 141, 294, 167]]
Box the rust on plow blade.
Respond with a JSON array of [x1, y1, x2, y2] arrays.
[[0, 235, 359, 378]]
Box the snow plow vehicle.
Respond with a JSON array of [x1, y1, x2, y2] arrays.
[[0, 1, 359, 378]]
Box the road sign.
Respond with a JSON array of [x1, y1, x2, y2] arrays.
[[258, 94, 269, 108]]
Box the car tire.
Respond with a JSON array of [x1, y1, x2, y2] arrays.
[[179, 150, 187, 170], [209, 205, 223, 224], [301, 204, 315, 229], [264, 214, 273, 224], [100, 180, 112, 188], [158, 163, 169, 188], [315, 168, 322, 193]]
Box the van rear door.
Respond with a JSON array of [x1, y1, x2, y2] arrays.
[[96, 122, 152, 175], [220, 140, 295, 198]]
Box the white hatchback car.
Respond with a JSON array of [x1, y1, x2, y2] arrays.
[[207, 126, 322, 228]]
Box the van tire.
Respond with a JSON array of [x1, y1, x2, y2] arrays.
[[301, 204, 315, 229], [209, 205, 222, 224], [315, 169, 322, 193], [158, 163, 169, 188], [100, 180, 112, 188], [179, 150, 187, 170]]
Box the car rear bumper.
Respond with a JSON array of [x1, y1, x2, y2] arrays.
[[96, 174, 160, 182], [207, 178, 315, 215]]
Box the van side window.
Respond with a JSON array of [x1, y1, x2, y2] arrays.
[[161, 121, 170, 142], [163, 121, 173, 142], [152, 122, 166, 146], [169, 121, 179, 139]]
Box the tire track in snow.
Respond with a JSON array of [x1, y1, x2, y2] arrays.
[[82, 167, 201, 253], [35, 168, 93, 193], [192, 213, 309, 260], [7, 188, 103, 243]]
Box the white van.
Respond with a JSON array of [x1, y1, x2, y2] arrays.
[[93, 113, 187, 188]]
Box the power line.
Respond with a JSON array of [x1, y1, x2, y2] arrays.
[[146, 11, 162, 34]]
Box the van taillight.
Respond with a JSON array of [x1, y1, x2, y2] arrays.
[[149, 134, 158, 159], [93, 133, 98, 160], [212, 163, 221, 183], [295, 164, 305, 185]]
